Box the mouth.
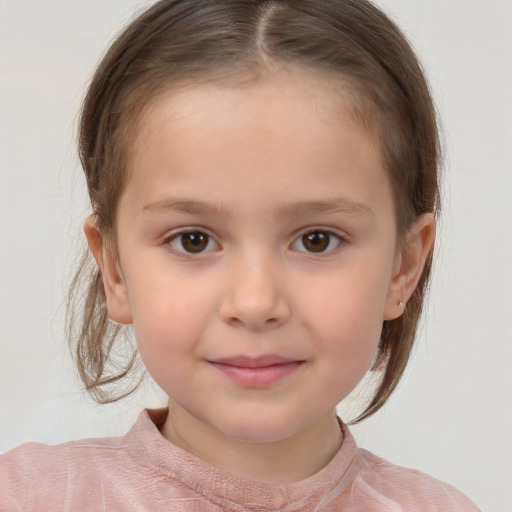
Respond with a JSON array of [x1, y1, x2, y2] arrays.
[[207, 355, 305, 388]]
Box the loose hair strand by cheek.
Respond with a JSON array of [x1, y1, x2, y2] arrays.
[[67, 250, 144, 403]]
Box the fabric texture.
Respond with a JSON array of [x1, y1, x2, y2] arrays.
[[1, 409, 480, 511]]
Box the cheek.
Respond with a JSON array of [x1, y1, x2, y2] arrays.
[[128, 276, 215, 365], [301, 273, 385, 363], [304, 270, 387, 331], [309, 292, 382, 400]]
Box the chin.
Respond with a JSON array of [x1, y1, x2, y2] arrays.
[[214, 412, 305, 445]]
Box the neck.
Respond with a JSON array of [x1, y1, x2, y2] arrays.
[[161, 400, 343, 484]]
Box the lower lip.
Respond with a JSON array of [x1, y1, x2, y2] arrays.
[[210, 361, 303, 387]]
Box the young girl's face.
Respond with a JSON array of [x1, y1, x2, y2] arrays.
[[97, 70, 410, 445]]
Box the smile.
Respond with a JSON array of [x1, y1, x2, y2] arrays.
[[208, 356, 305, 388]]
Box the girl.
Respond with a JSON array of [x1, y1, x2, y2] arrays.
[[1, 0, 481, 510]]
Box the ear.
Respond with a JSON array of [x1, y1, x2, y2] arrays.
[[384, 213, 436, 321], [84, 216, 133, 325]]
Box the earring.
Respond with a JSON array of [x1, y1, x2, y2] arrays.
[[398, 300, 406, 309]]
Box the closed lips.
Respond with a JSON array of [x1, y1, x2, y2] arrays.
[[208, 356, 305, 387]]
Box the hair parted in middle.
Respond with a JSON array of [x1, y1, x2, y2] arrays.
[[68, 0, 440, 422]]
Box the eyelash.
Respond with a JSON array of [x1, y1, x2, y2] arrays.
[[164, 228, 345, 255]]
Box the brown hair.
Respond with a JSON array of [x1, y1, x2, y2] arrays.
[[68, 0, 440, 421]]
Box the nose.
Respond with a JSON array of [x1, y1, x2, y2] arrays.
[[219, 252, 291, 330]]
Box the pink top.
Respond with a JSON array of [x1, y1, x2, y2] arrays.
[[1, 409, 479, 511]]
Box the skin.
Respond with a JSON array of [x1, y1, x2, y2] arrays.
[[86, 70, 434, 483]]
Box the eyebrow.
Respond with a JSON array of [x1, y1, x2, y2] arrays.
[[277, 198, 374, 219], [142, 197, 374, 219], [143, 199, 229, 217]]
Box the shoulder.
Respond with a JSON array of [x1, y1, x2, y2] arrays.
[[0, 409, 174, 511], [1, 434, 130, 511], [351, 448, 481, 511], [1, 432, 129, 474]]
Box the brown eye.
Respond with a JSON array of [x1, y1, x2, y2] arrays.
[[181, 232, 208, 252], [303, 232, 329, 252], [293, 230, 342, 253], [169, 231, 218, 254]]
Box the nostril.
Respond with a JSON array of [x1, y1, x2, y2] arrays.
[[225, 315, 279, 328], [221, 309, 289, 330]]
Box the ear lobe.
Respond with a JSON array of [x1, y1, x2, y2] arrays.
[[384, 213, 436, 321], [84, 216, 133, 325]]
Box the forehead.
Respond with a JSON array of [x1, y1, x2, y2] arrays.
[[121, 71, 391, 218], [132, 68, 367, 144], [130, 70, 377, 162]]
